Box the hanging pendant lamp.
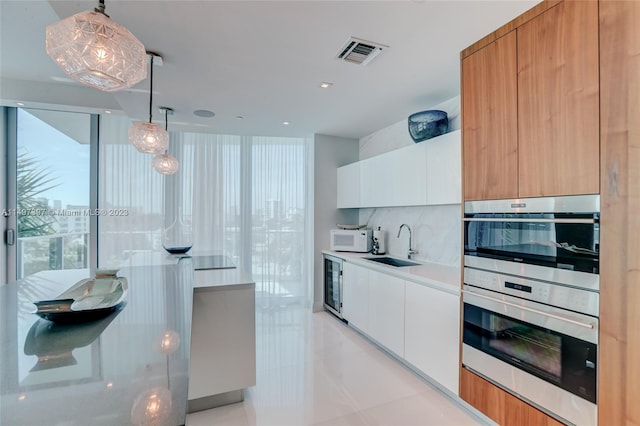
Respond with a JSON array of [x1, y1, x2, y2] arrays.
[[152, 107, 179, 175], [129, 53, 169, 154], [45, 0, 147, 92]]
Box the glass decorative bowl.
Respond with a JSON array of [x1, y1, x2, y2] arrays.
[[408, 110, 449, 142]]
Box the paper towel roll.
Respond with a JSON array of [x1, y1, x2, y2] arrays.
[[373, 229, 386, 254]]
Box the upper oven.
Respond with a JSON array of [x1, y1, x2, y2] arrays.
[[464, 195, 600, 290]]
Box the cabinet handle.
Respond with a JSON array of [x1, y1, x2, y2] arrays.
[[462, 289, 595, 329], [463, 218, 596, 224]]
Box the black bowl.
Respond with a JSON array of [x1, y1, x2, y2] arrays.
[[408, 110, 449, 142]]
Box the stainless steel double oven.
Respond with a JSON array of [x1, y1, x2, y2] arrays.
[[462, 195, 599, 425]]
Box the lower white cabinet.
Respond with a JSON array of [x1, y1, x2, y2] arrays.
[[404, 280, 460, 394], [342, 262, 370, 334], [341, 259, 460, 395], [368, 271, 405, 357]]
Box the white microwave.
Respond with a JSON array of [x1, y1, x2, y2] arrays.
[[330, 229, 372, 253]]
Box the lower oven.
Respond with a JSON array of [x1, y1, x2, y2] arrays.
[[462, 268, 598, 425]]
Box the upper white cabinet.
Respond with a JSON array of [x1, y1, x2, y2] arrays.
[[336, 162, 361, 208], [360, 143, 428, 208], [426, 130, 461, 205], [337, 130, 461, 208]]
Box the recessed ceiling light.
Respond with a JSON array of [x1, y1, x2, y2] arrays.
[[283, 121, 290, 126], [16, 102, 25, 106], [104, 110, 112, 114], [193, 109, 215, 118], [319, 82, 333, 89]]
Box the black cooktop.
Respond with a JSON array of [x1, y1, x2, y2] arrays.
[[185, 255, 236, 270]]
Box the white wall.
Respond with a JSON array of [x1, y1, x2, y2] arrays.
[[313, 134, 359, 311], [358, 96, 462, 266], [0, 108, 6, 284]]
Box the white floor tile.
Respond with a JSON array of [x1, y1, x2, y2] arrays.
[[187, 303, 483, 426]]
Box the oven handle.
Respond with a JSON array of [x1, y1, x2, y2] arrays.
[[462, 289, 596, 329], [463, 217, 596, 224]]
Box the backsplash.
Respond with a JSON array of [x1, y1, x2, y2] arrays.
[[357, 95, 461, 267]]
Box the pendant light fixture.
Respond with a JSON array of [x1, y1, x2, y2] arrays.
[[129, 53, 169, 154], [45, 0, 146, 92], [152, 107, 179, 175]]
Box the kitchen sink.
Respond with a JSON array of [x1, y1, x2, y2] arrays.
[[364, 256, 420, 267]]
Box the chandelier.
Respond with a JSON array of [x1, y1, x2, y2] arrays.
[[152, 107, 179, 175], [45, 0, 146, 92], [129, 53, 169, 154]]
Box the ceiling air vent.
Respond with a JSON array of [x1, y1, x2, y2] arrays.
[[336, 37, 388, 65]]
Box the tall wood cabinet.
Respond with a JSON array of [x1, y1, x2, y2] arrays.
[[517, 0, 599, 197], [462, 31, 518, 200], [462, 0, 599, 201]]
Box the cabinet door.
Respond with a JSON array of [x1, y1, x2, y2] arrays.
[[342, 262, 369, 334], [426, 130, 461, 205], [404, 281, 459, 394], [360, 144, 428, 207], [337, 162, 361, 208], [462, 31, 518, 201], [517, 1, 599, 197], [368, 271, 405, 357]]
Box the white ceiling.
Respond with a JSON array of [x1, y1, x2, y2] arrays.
[[0, 0, 539, 139]]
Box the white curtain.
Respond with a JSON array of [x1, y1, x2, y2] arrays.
[[98, 114, 164, 268], [98, 117, 312, 305], [174, 133, 311, 305]]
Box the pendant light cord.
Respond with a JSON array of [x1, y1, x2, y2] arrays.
[[148, 54, 154, 123], [95, 0, 108, 17], [164, 107, 169, 154]]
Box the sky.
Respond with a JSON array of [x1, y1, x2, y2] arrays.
[[17, 109, 90, 208]]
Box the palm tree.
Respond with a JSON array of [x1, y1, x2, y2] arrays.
[[17, 152, 59, 237]]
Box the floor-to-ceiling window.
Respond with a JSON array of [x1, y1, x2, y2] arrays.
[[5, 108, 97, 282]]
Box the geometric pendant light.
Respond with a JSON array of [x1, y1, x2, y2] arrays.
[[152, 107, 179, 175], [45, 0, 147, 92], [128, 53, 169, 154]]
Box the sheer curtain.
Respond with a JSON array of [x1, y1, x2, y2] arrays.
[[98, 114, 164, 267], [174, 133, 311, 306], [98, 118, 311, 305]]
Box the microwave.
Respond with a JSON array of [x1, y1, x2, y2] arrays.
[[330, 229, 372, 253]]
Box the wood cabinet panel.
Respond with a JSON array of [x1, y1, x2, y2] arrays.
[[599, 1, 640, 424], [517, 0, 599, 197], [460, 368, 563, 426], [462, 31, 518, 201]]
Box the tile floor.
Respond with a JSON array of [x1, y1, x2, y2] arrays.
[[187, 302, 487, 426]]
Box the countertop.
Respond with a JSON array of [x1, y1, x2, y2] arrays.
[[0, 254, 254, 425], [323, 250, 461, 295]]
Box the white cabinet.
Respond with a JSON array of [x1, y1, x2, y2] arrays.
[[342, 262, 370, 334], [188, 282, 256, 405], [426, 130, 461, 205], [368, 270, 405, 357], [360, 144, 428, 208], [404, 280, 460, 394], [336, 130, 461, 208], [336, 162, 361, 208]]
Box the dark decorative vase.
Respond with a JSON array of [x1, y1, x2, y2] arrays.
[[408, 110, 449, 142]]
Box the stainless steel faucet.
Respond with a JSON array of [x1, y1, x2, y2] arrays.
[[397, 224, 418, 259]]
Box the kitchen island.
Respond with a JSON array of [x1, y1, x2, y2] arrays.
[[0, 256, 255, 425]]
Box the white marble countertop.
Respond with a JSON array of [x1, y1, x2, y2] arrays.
[[0, 253, 255, 425], [323, 250, 461, 295], [0, 264, 194, 426]]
